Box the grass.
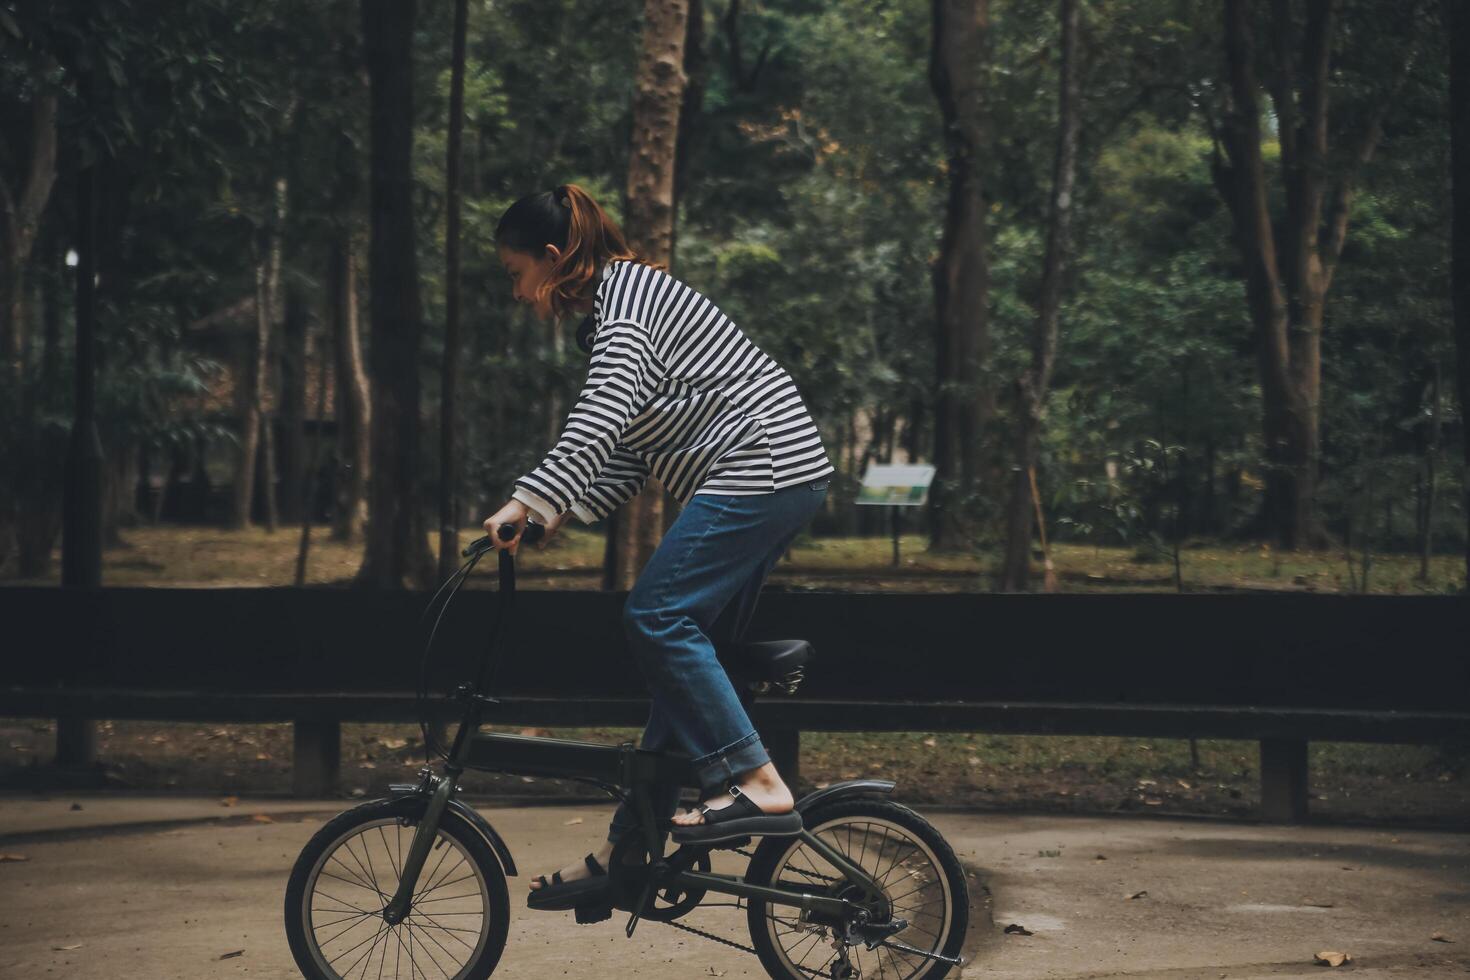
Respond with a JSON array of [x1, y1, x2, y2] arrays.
[[4, 524, 1465, 593], [3, 718, 1463, 825]]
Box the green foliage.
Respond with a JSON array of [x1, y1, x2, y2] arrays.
[[0, 0, 1460, 574]]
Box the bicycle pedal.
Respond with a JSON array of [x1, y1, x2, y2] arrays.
[[574, 902, 612, 925]]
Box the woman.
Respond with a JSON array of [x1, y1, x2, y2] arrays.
[[480, 184, 833, 909]]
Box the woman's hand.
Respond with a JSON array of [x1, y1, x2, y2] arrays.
[[536, 510, 567, 548], [481, 499, 530, 554]]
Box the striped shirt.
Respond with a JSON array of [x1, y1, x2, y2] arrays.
[[512, 260, 834, 524]]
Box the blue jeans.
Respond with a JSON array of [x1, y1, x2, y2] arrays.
[[606, 477, 829, 844]]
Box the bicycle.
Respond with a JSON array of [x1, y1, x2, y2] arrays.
[[284, 522, 970, 979]]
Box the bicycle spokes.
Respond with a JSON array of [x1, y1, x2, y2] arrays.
[[306, 819, 491, 979], [763, 819, 954, 979]]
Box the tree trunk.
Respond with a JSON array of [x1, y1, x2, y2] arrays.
[[63, 164, 103, 589], [0, 56, 58, 390], [928, 0, 991, 552], [1418, 361, 1440, 580], [1215, 0, 1414, 551], [330, 252, 370, 540], [232, 252, 270, 528], [606, 0, 690, 591], [15, 240, 65, 578], [439, 0, 470, 580], [1001, 0, 1079, 593], [279, 279, 309, 523], [1450, 0, 1470, 592], [356, 0, 434, 589]]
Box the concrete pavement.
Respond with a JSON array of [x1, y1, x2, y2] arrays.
[[0, 792, 1466, 979]]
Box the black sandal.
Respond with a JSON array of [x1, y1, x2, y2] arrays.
[[669, 784, 803, 846], [525, 852, 611, 911]]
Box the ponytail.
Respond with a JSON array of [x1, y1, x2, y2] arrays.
[[495, 184, 654, 317]]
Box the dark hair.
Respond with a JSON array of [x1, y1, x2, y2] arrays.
[[495, 184, 647, 317]]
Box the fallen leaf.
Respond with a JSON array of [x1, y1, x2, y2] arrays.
[[69, 803, 83, 811], [705, 968, 726, 977], [379, 737, 408, 750], [254, 753, 271, 761], [922, 738, 937, 748], [563, 817, 584, 826], [1094, 854, 1107, 861], [219, 950, 245, 960], [219, 796, 238, 808], [1177, 779, 1192, 789], [250, 814, 274, 824], [1313, 951, 1351, 967], [1430, 932, 1453, 943], [350, 788, 366, 798], [1127, 890, 1148, 900], [52, 943, 84, 951], [1003, 923, 1033, 936], [0, 853, 29, 862]]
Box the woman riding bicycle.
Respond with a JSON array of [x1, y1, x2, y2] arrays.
[[479, 184, 834, 909]]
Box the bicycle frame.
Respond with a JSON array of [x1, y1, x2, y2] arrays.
[[381, 535, 891, 938]]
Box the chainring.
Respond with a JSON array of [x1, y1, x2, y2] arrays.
[[608, 834, 713, 922]]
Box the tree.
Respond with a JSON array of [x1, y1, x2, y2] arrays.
[[1211, 0, 1425, 550], [355, 0, 434, 588], [1000, 0, 1080, 591], [928, 0, 991, 551], [607, 0, 690, 590], [0, 54, 58, 389], [438, 0, 470, 579], [1450, 0, 1470, 591]]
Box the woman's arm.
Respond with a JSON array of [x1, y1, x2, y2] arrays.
[[563, 446, 650, 523], [511, 319, 659, 519]]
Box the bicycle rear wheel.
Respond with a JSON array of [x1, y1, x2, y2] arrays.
[[744, 798, 969, 980], [284, 796, 510, 980]]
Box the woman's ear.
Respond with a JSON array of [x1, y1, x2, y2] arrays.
[[543, 244, 563, 264]]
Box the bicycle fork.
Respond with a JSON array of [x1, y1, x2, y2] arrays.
[[382, 771, 457, 925]]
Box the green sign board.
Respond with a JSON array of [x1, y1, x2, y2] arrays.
[[856, 464, 937, 507]]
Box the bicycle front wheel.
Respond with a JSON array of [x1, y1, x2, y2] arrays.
[[744, 798, 969, 980], [284, 796, 510, 980]]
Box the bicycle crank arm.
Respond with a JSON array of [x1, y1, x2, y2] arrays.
[[383, 774, 456, 924]]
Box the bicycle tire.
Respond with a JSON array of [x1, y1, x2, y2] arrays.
[[284, 796, 511, 980], [744, 798, 969, 980]]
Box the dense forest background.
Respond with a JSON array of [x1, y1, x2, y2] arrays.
[[0, 0, 1464, 592]]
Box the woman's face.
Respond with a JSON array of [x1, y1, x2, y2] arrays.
[[498, 243, 561, 321]]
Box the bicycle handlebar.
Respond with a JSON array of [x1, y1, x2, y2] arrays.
[[460, 521, 545, 558]]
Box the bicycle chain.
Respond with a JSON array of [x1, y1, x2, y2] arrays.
[[651, 847, 838, 973], [658, 916, 759, 956]]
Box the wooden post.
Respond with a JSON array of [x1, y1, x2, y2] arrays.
[[766, 727, 800, 787], [1259, 737, 1308, 823], [56, 715, 96, 769], [293, 718, 342, 797]]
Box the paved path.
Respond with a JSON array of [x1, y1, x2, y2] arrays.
[[0, 793, 1466, 979]]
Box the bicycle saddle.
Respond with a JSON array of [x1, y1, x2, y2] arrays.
[[720, 639, 813, 695]]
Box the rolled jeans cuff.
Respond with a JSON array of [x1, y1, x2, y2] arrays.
[[692, 730, 770, 794]]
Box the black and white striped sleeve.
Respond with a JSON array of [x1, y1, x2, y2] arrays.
[[512, 319, 659, 519], [567, 445, 649, 523]]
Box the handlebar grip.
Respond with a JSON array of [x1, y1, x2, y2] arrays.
[[460, 521, 546, 558], [497, 522, 545, 544]]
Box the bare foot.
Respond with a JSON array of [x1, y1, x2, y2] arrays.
[[670, 762, 794, 827]]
